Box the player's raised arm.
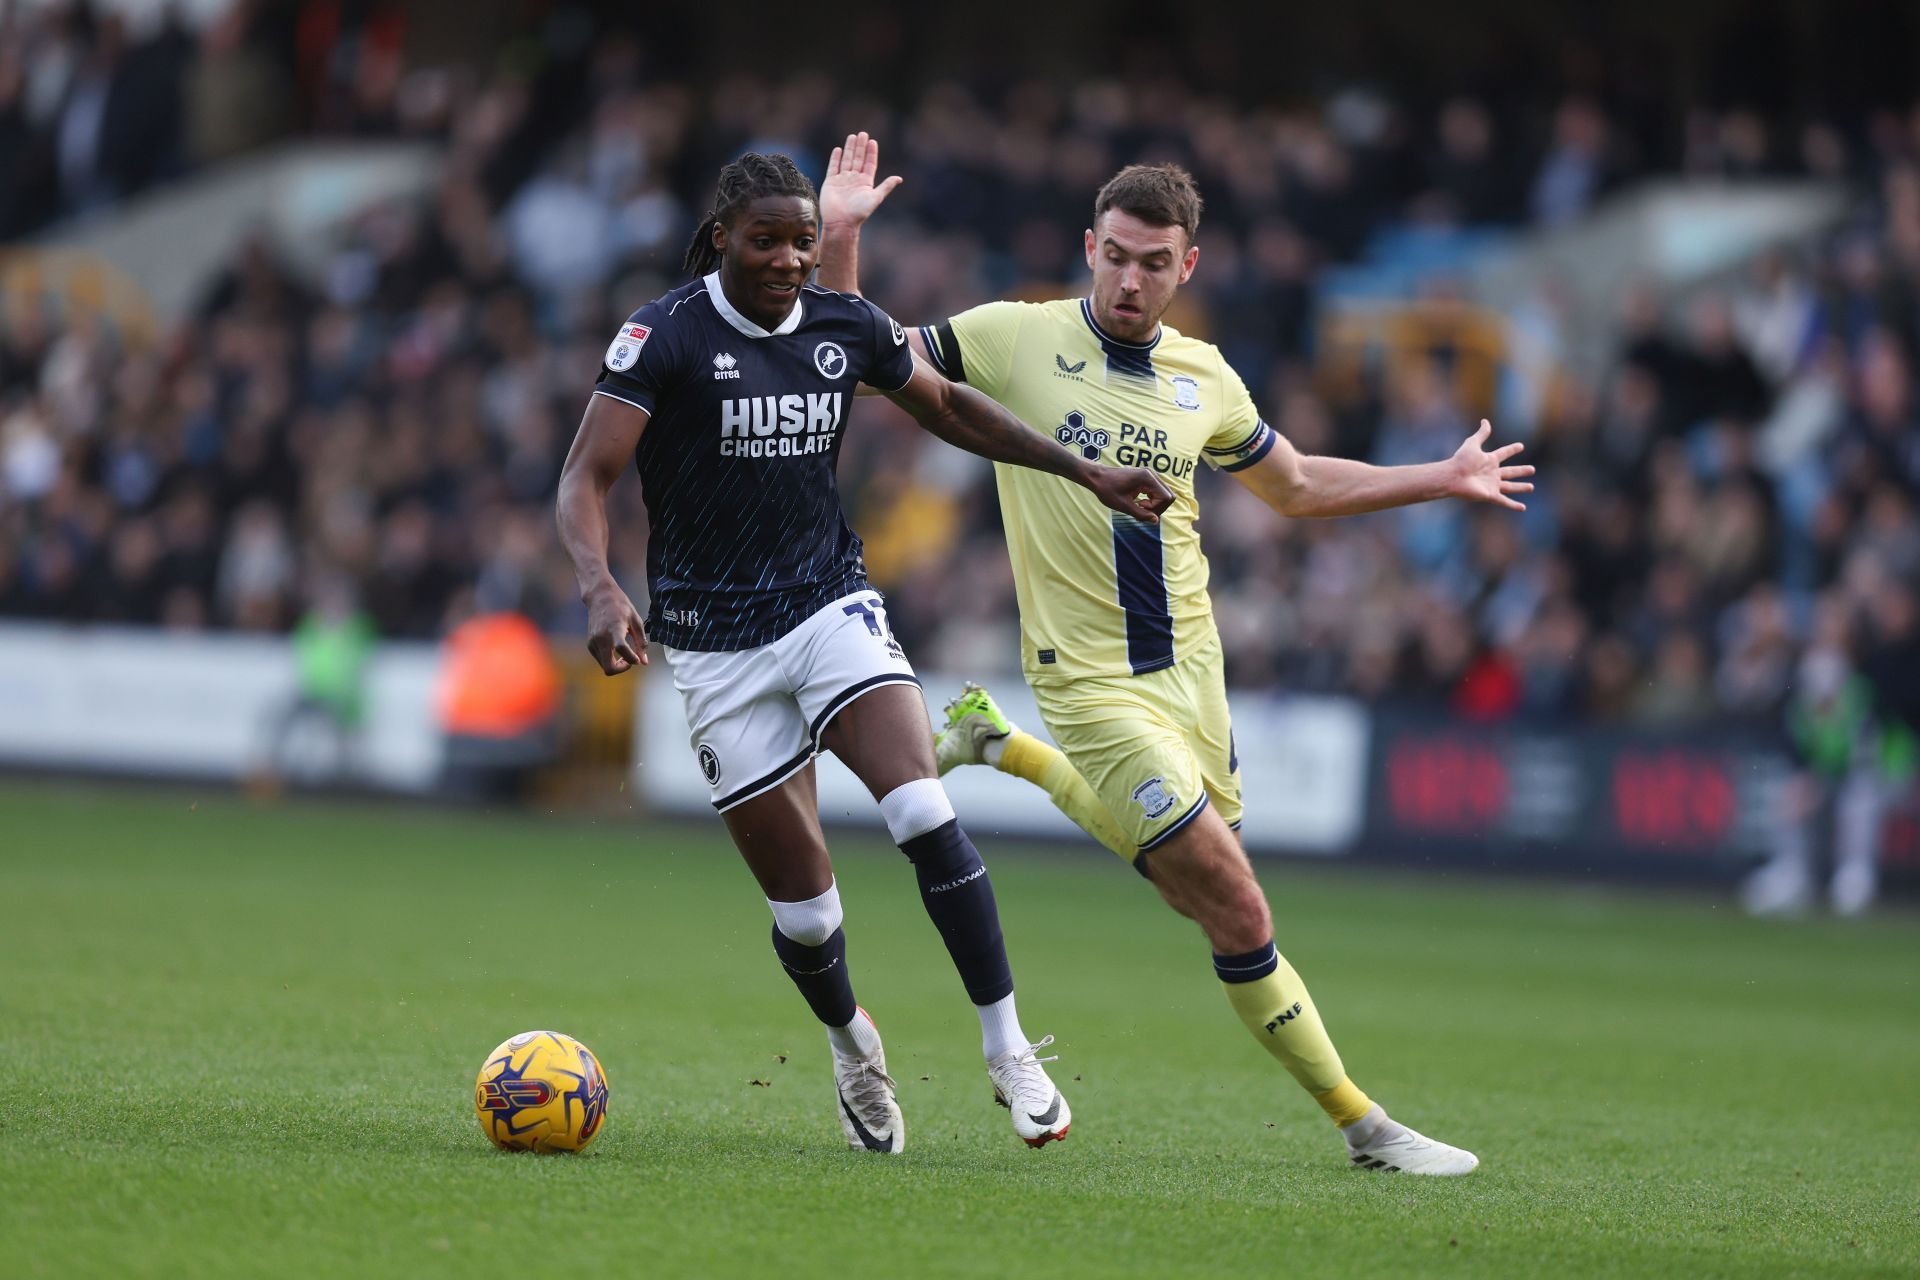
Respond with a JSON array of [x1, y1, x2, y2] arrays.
[[1229, 418, 1534, 518], [881, 351, 1174, 523], [556, 393, 650, 674], [818, 131, 897, 296]]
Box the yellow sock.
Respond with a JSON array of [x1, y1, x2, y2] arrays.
[[1215, 942, 1374, 1127], [997, 731, 1132, 858]]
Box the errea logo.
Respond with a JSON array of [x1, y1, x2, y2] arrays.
[[712, 352, 740, 380], [1055, 410, 1109, 460]]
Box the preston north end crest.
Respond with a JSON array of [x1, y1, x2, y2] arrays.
[[1132, 775, 1178, 819], [1171, 374, 1201, 411]]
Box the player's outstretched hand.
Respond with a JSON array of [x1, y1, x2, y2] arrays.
[[822, 131, 902, 229], [585, 583, 648, 675], [1086, 465, 1175, 524], [1450, 419, 1534, 512]]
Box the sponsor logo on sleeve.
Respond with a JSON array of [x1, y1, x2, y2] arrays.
[[1214, 422, 1273, 467], [606, 322, 651, 372]]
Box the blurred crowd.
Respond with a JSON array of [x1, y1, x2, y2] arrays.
[[0, 1, 424, 238], [4, 4, 1920, 732]]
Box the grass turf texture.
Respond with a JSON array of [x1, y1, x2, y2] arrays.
[[1, 781, 1915, 1279]]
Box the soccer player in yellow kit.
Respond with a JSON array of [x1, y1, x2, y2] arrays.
[[819, 134, 1533, 1173]]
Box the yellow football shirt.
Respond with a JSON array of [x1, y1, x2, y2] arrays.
[[922, 298, 1275, 685]]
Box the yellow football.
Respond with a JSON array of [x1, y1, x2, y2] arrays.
[[474, 1030, 610, 1153]]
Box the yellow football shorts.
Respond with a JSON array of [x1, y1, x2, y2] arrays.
[[1031, 634, 1242, 860]]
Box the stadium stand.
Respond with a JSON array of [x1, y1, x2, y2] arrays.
[[3, 1, 1918, 739]]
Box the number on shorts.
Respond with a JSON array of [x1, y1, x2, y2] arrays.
[[843, 599, 905, 659], [842, 599, 893, 640]]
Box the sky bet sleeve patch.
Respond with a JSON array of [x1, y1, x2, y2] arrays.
[[605, 322, 651, 372]]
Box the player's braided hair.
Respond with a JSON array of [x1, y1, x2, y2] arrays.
[[681, 152, 819, 277]]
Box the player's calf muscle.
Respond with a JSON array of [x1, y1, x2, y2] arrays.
[[722, 785, 833, 900], [1147, 820, 1271, 951]]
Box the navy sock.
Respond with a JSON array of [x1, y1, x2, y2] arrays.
[[770, 925, 858, 1027], [1212, 941, 1280, 984], [899, 819, 1015, 1005]]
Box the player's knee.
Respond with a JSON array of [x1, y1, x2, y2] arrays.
[[766, 880, 843, 947], [879, 777, 957, 850], [1235, 879, 1274, 941], [1200, 867, 1271, 953]]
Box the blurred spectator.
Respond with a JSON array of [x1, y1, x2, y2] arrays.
[[436, 611, 564, 802], [1530, 99, 1614, 227], [261, 571, 377, 788], [1418, 98, 1518, 227], [1744, 587, 1919, 916], [1, 5, 1918, 755]]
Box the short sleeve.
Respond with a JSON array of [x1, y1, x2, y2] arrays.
[[858, 297, 915, 392], [1203, 356, 1275, 472], [927, 301, 1028, 400], [594, 303, 679, 415]]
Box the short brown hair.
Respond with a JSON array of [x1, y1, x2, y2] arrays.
[[1093, 164, 1203, 242]]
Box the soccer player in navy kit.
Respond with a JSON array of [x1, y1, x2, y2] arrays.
[[556, 153, 1173, 1155]]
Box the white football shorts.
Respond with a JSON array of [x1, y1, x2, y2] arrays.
[[663, 589, 920, 811]]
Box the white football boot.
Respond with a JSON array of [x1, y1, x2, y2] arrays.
[[987, 1034, 1071, 1148], [1343, 1105, 1478, 1175], [832, 1008, 904, 1155]]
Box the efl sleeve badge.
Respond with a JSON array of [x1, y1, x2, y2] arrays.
[[605, 322, 651, 372]]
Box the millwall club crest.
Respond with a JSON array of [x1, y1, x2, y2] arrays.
[[1171, 375, 1201, 411], [605, 322, 650, 372], [1131, 775, 1178, 819], [813, 341, 849, 379]]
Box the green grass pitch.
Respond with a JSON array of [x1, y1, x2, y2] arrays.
[[1, 779, 1915, 1278]]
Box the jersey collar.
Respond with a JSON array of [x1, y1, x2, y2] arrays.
[[1080, 297, 1162, 350], [705, 271, 806, 339]]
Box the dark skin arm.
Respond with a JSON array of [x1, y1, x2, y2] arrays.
[[880, 353, 1174, 522], [556, 393, 650, 675], [557, 342, 1169, 677], [821, 137, 1168, 517]]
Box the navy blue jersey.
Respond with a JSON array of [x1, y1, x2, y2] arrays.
[[593, 272, 916, 651]]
